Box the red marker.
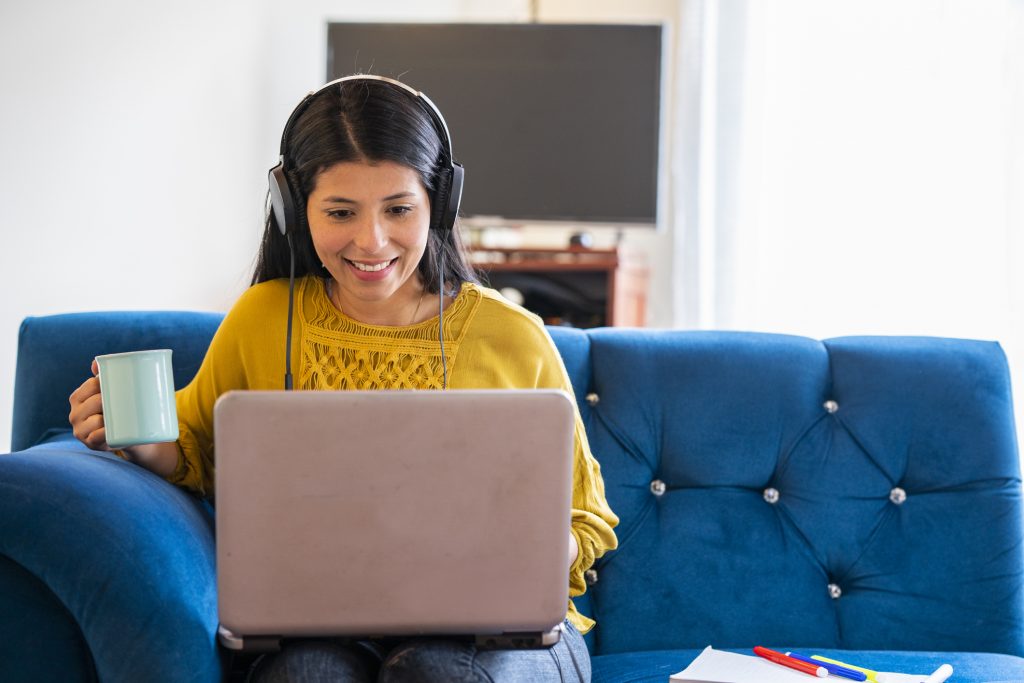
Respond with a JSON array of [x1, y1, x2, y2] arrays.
[[754, 646, 828, 678]]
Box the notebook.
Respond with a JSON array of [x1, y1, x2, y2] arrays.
[[671, 647, 950, 683], [213, 389, 575, 652]]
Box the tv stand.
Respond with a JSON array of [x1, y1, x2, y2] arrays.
[[470, 246, 648, 328]]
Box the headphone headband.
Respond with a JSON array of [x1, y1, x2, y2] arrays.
[[268, 75, 464, 235], [278, 75, 457, 161]]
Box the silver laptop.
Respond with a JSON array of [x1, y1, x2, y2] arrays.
[[213, 389, 574, 652]]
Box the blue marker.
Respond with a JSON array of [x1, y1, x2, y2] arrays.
[[785, 652, 868, 681]]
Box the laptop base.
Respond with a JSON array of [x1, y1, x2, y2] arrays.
[[474, 625, 563, 649], [218, 624, 563, 652], [218, 625, 282, 652]]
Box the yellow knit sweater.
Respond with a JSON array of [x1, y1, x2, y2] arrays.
[[167, 276, 618, 633]]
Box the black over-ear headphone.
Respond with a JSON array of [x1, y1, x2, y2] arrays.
[[267, 74, 464, 235], [271, 75, 462, 391]]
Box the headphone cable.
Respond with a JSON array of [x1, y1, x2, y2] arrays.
[[284, 232, 295, 390], [439, 247, 447, 390]]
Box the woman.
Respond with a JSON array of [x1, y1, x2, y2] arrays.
[[68, 75, 618, 682]]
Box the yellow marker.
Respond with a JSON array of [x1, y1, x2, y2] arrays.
[[810, 655, 880, 682]]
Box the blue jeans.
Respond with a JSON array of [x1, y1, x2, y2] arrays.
[[246, 620, 591, 682]]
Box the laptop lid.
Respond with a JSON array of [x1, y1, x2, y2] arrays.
[[214, 389, 574, 650]]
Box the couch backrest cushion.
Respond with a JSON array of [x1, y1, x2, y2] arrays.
[[556, 329, 1023, 657], [12, 311, 224, 451]]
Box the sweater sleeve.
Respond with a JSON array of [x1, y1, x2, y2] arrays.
[[165, 280, 292, 497], [546, 336, 619, 627]]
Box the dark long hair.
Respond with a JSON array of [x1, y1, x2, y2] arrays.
[[251, 78, 478, 294]]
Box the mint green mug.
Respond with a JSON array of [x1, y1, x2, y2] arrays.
[[95, 349, 178, 449]]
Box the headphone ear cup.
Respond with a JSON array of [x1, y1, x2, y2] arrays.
[[446, 163, 464, 231], [431, 163, 464, 232], [430, 168, 451, 232], [268, 162, 297, 236]]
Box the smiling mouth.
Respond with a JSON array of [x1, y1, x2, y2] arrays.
[[347, 258, 397, 272]]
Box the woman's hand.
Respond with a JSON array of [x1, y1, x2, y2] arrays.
[[69, 359, 109, 451], [68, 360, 180, 475]]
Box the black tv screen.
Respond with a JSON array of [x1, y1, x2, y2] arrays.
[[326, 23, 663, 226]]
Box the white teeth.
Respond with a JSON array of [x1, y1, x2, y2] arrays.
[[350, 259, 393, 272]]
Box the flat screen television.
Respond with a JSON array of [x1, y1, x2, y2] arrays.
[[326, 23, 663, 227]]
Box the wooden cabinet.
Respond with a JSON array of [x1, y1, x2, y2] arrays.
[[470, 246, 648, 328]]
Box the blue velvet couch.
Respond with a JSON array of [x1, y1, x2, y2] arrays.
[[3, 311, 1024, 682]]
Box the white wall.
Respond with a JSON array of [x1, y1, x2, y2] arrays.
[[0, 0, 679, 450], [0, 0, 272, 450], [717, 0, 1024, 443]]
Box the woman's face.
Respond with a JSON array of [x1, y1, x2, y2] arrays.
[[306, 160, 431, 321]]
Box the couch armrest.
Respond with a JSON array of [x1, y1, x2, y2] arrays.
[[0, 438, 222, 682], [11, 311, 223, 452]]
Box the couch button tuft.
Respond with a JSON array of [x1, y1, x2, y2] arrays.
[[650, 479, 667, 497], [889, 487, 907, 505], [763, 487, 780, 504], [828, 583, 842, 599], [585, 392, 600, 406], [823, 400, 839, 413], [585, 569, 598, 586]]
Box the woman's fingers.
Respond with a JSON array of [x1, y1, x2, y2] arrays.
[[69, 379, 101, 419], [73, 412, 109, 450], [85, 427, 110, 452], [69, 376, 100, 405], [69, 367, 107, 450], [82, 390, 103, 414], [69, 377, 89, 406]]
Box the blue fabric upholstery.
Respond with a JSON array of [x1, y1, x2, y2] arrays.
[[0, 554, 95, 682], [577, 330, 1024, 657], [3, 312, 1023, 682], [0, 435, 221, 682]]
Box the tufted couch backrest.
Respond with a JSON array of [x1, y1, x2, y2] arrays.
[[546, 327, 1024, 657]]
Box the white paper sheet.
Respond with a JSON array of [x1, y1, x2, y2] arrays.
[[670, 646, 942, 683]]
